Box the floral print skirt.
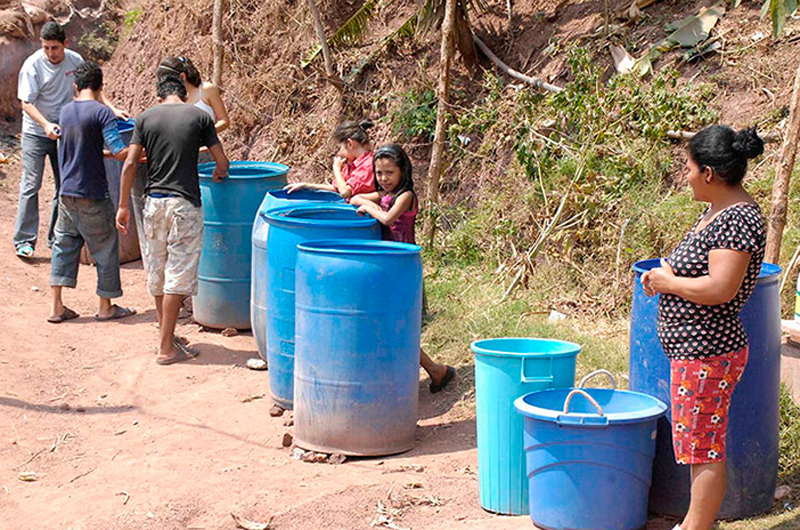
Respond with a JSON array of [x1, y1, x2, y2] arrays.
[[669, 346, 749, 465]]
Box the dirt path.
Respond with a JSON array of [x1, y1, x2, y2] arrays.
[[0, 152, 677, 530]]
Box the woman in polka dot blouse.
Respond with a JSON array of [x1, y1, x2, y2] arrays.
[[641, 125, 766, 530]]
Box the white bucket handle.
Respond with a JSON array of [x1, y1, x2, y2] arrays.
[[562, 389, 605, 416], [579, 369, 617, 389]]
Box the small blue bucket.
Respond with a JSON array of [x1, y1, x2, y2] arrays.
[[471, 338, 579, 515], [515, 388, 667, 530]]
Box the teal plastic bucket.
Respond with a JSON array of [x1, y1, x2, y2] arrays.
[[471, 338, 580, 515]]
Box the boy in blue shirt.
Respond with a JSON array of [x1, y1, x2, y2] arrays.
[[48, 61, 136, 323]]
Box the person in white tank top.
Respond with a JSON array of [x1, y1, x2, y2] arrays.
[[156, 56, 229, 133]]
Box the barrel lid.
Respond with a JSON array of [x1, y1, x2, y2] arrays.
[[471, 337, 581, 359], [632, 258, 781, 281], [263, 204, 377, 229], [199, 161, 290, 180], [297, 240, 420, 256], [514, 387, 667, 425]]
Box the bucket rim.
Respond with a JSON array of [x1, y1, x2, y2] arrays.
[[263, 204, 377, 229], [199, 161, 290, 179], [632, 258, 781, 281], [514, 387, 667, 425], [470, 337, 581, 359], [297, 239, 421, 256]]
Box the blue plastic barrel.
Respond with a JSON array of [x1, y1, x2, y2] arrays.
[[515, 388, 667, 530], [264, 206, 381, 409], [630, 259, 782, 518], [251, 189, 344, 360], [193, 161, 289, 329], [471, 338, 579, 515], [293, 240, 423, 455], [102, 118, 140, 263]]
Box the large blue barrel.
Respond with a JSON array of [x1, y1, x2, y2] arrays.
[[471, 338, 579, 515], [264, 206, 381, 409], [194, 162, 289, 329], [515, 388, 667, 530], [294, 240, 422, 456], [629, 258, 782, 518], [83, 119, 140, 264], [251, 189, 343, 360]]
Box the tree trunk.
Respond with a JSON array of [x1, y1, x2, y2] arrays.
[[422, 0, 458, 247], [472, 34, 562, 93], [212, 0, 223, 86], [765, 58, 800, 264], [306, 0, 340, 87]]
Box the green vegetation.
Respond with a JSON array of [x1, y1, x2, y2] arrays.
[[78, 22, 119, 61], [388, 87, 438, 141], [124, 7, 143, 32]]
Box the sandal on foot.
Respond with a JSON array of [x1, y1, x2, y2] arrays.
[[95, 304, 137, 321], [156, 342, 197, 366], [429, 365, 456, 394], [48, 307, 79, 324], [15, 245, 34, 259]]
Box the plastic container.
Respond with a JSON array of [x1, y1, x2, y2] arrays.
[[81, 118, 140, 265], [471, 338, 579, 515], [251, 189, 343, 360], [293, 240, 422, 456], [192, 161, 289, 330], [515, 387, 667, 530], [630, 258, 782, 518], [263, 205, 381, 409]]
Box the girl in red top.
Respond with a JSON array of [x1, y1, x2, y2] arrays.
[[352, 144, 455, 393], [286, 120, 376, 200]]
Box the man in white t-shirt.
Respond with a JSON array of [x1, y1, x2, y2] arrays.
[[14, 22, 127, 259]]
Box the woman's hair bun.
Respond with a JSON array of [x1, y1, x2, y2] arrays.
[[731, 127, 764, 160], [359, 119, 375, 131]]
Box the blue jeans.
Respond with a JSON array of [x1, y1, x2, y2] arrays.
[[13, 133, 60, 250], [50, 196, 122, 299]]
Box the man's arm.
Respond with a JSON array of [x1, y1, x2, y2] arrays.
[[21, 101, 60, 139], [208, 143, 229, 183], [97, 91, 130, 120], [116, 143, 144, 234]]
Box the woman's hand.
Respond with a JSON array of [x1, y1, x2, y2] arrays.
[[642, 259, 676, 296]]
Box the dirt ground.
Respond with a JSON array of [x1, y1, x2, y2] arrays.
[[0, 151, 681, 530]]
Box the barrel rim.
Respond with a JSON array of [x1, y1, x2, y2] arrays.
[[116, 117, 135, 133], [263, 204, 378, 229], [198, 161, 290, 179], [632, 258, 781, 281], [514, 387, 668, 424], [470, 337, 581, 359], [264, 188, 345, 203], [296, 239, 421, 255]]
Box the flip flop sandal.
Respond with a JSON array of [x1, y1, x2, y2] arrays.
[[95, 304, 137, 321], [15, 245, 34, 259], [47, 307, 79, 324], [429, 365, 456, 394], [156, 342, 199, 365]]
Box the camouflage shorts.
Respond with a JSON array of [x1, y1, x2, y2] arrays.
[[142, 196, 204, 296]]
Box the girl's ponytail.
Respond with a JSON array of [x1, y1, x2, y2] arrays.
[[333, 120, 373, 145]]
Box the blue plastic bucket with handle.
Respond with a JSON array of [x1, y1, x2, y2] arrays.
[[471, 338, 579, 515], [515, 387, 667, 530]]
